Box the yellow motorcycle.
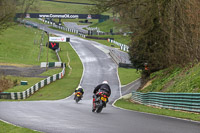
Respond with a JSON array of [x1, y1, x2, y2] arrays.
[[74, 91, 82, 103]]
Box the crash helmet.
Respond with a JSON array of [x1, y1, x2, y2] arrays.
[[102, 81, 108, 84], [78, 85, 82, 88]]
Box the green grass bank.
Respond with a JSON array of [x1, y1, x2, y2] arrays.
[[115, 98, 200, 122], [141, 64, 200, 93], [0, 120, 41, 133], [0, 25, 57, 65]]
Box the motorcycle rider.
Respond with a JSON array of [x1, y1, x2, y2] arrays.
[[74, 85, 84, 99], [92, 81, 111, 111]]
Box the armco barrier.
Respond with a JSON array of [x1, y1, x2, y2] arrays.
[[109, 50, 121, 64], [132, 91, 200, 113], [39, 18, 79, 34], [107, 39, 129, 52]]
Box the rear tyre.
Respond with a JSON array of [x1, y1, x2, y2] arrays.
[[96, 106, 103, 113], [75, 97, 80, 103]]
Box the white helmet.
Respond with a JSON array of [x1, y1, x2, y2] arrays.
[[78, 85, 82, 88], [102, 81, 108, 84]]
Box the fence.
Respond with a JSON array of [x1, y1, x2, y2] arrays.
[[0, 63, 66, 100], [107, 39, 129, 52], [132, 91, 200, 113], [39, 18, 79, 34]]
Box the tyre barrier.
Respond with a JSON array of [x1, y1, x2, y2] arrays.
[[132, 91, 200, 113], [0, 63, 65, 100]]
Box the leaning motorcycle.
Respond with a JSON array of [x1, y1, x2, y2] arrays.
[[92, 91, 109, 113], [74, 91, 82, 103]]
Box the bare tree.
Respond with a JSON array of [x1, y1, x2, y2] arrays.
[[0, 0, 39, 32], [16, 0, 38, 19], [0, 0, 16, 32]]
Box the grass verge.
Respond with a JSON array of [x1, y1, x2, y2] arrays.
[[0, 120, 41, 133], [0, 24, 57, 65], [89, 19, 129, 33], [115, 98, 200, 122], [24, 42, 83, 100], [49, 26, 77, 35], [28, 0, 92, 13], [118, 68, 140, 85], [92, 35, 131, 45], [141, 63, 200, 93]]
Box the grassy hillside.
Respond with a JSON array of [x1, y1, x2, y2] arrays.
[[25, 42, 83, 100], [141, 63, 200, 93], [52, 0, 93, 4], [89, 19, 124, 32], [0, 25, 57, 65], [28, 0, 92, 13], [88, 19, 131, 45], [92, 35, 131, 45]]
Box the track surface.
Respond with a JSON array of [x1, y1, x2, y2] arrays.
[[0, 22, 200, 133]]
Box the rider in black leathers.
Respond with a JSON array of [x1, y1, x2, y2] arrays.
[[74, 85, 84, 99], [92, 81, 111, 110]]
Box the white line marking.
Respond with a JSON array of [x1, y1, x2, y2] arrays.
[[112, 97, 200, 124]]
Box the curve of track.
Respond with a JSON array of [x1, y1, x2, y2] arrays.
[[0, 23, 200, 133]]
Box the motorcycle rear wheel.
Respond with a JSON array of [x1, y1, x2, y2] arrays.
[[96, 106, 103, 113], [75, 97, 80, 103]]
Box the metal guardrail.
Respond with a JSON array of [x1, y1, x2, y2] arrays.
[[107, 39, 129, 52], [132, 91, 200, 113]]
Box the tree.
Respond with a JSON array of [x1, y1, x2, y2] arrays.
[[0, 0, 38, 32], [0, 0, 16, 32], [16, 0, 39, 19], [91, 0, 200, 74]]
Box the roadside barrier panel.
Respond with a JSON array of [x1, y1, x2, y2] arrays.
[[109, 50, 121, 64], [2, 63, 66, 100], [132, 91, 200, 113], [108, 39, 129, 52]]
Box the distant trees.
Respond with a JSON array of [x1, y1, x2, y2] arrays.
[[91, 0, 200, 74], [16, 0, 39, 19], [0, 0, 38, 32], [0, 0, 16, 32]]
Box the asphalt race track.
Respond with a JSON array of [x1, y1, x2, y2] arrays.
[[0, 22, 200, 133]]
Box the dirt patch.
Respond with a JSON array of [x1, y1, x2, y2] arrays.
[[0, 63, 31, 67], [0, 65, 54, 78], [0, 76, 17, 92], [140, 79, 154, 90]]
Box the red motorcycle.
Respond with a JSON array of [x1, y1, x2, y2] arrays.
[[92, 91, 109, 113]]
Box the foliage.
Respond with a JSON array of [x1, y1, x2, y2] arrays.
[[0, 75, 18, 92], [91, 0, 200, 75], [0, 0, 38, 32], [141, 63, 200, 93], [0, 0, 16, 32], [16, 0, 39, 18]]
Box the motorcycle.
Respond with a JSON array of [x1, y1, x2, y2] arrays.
[[92, 91, 109, 113], [74, 91, 82, 103]]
